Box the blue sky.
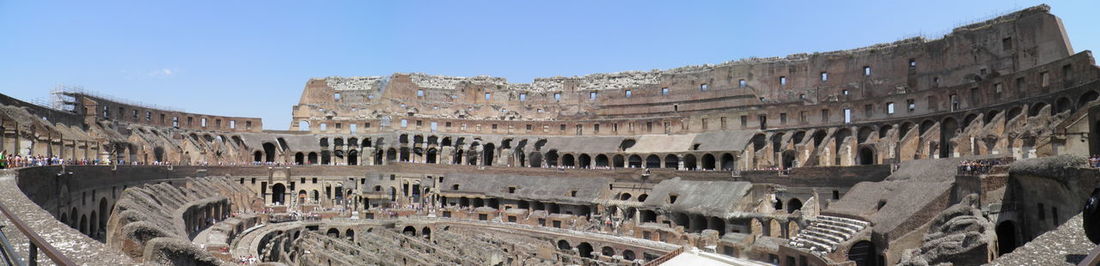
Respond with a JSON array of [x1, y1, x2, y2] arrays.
[[1, 1, 1097, 129]]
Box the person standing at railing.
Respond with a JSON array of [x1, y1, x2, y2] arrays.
[[0, 150, 6, 169]]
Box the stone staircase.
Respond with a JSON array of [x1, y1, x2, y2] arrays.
[[789, 215, 870, 255]]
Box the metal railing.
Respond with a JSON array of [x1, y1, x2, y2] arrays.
[[0, 201, 75, 266]]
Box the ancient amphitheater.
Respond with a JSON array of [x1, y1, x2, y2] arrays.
[[0, 4, 1098, 266]]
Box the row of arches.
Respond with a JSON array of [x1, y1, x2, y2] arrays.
[[556, 239, 639, 261], [530, 152, 736, 171]]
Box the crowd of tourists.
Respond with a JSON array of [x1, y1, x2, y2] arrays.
[[1089, 155, 1100, 168], [0, 150, 115, 169], [957, 158, 1013, 175]]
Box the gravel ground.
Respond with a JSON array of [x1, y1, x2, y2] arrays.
[[989, 213, 1096, 266], [0, 170, 135, 265]]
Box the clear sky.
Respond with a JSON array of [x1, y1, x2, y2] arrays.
[[1, 1, 1097, 129]]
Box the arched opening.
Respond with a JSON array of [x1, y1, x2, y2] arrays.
[[683, 154, 697, 170], [1080, 91, 1100, 108], [847, 241, 877, 266], [709, 216, 726, 236], [628, 155, 642, 168], [857, 126, 874, 143], [253, 151, 262, 162], [400, 147, 410, 162], [319, 150, 332, 165], [594, 154, 609, 168], [673, 213, 690, 229], [557, 240, 571, 251], [272, 183, 286, 204], [153, 146, 165, 162], [578, 154, 591, 168], [720, 153, 734, 171], [347, 150, 358, 165], [858, 147, 875, 165], [782, 150, 797, 169], [326, 228, 340, 238], [787, 198, 803, 214], [294, 152, 304, 165], [1055, 97, 1073, 114], [483, 143, 495, 166], [79, 215, 87, 234], [1028, 102, 1048, 117], [529, 152, 543, 167], [623, 250, 636, 261], [89, 212, 97, 236], [421, 227, 431, 239], [99, 198, 108, 234], [262, 142, 277, 162], [612, 155, 624, 168], [996, 221, 1019, 255], [940, 118, 958, 158], [701, 154, 716, 170], [402, 226, 416, 236], [426, 148, 438, 164], [640, 210, 657, 223], [691, 214, 707, 233], [577, 242, 594, 258], [561, 154, 575, 167], [345, 229, 354, 241], [642, 154, 659, 169], [774, 199, 784, 211], [602, 246, 615, 257], [620, 193, 632, 201], [307, 152, 318, 164]]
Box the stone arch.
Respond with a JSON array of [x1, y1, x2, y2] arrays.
[[402, 226, 416, 236], [787, 221, 801, 239], [781, 150, 797, 169], [321, 150, 331, 165], [79, 215, 87, 235], [787, 198, 803, 214], [919, 119, 936, 136], [561, 154, 575, 167], [1055, 97, 1073, 114], [1028, 102, 1048, 117], [751, 134, 767, 151], [672, 213, 690, 229], [858, 146, 876, 165], [326, 228, 340, 238], [594, 154, 609, 168], [98, 198, 109, 234], [577, 153, 591, 168], [941, 117, 959, 158], [628, 155, 642, 168], [612, 154, 624, 168], [879, 124, 893, 139], [963, 113, 980, 129], [345, 229, 354, 241], [307, 152, 318, 164], [644, 154, 661, 169], [857, 126, 874, 143], [683, 154, 697, 170], [421, 227, 431, 239], [601, 246, 615, 257], [557, 239, 571, 250], [708, 216, 726, 236], [720, 153, 735, 171], [528, 152, 543, 167], [347, 150, 358, 165], [623, 250, 636, 261], [985, 110, 1001, 125], [577, 242, 594, 258], [545, 150, 559, 167], [848, 241, 877, 266], [996, 220, 1019, 255], [811, 130, 828, 147], [701, 154, 716, 170], [1080, 90, 1100, 108], [272, 183, 286, 204], [426, 148, 438, 164], [1006, 106, 1023, 121], [482, 143, 495, 166], [294, 152, 304, 165]]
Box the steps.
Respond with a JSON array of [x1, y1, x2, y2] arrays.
[[788, 215, 870, 254]]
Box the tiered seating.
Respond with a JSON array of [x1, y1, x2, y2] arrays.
[[789, 215, 870, 254]]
